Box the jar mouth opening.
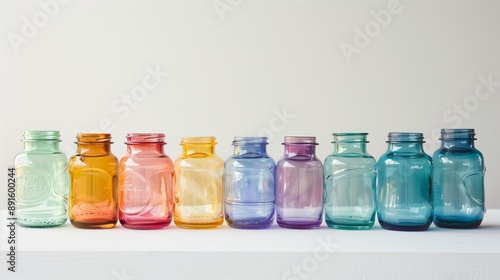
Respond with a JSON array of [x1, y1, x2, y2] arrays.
[[386, 132, 425, 143], [180, 136, 217, 145], [332, 133, 369, 143], [232, 136, 268, 146], [76, 133, 113, 144], [282, 136, 318, 145], [22, 130, 61, 142], [439, 128, 477, 140], [125, 133, 166, 144]]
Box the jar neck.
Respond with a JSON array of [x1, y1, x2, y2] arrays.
[[127, 143, 165, 155], [284, 144, 316, 159], [77, 143, 111, 156], [441, 139, 474, 149], [234, 144, 267, 158], [24, 141, 60, 152], [387, 142, 424, 153], [334, 142, 367, 155], [182, 144, 215, 157]]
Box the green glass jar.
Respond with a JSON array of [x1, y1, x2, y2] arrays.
[[14, 131, 69, 227]]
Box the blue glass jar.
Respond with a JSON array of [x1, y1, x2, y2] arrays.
[[432, 129, 485, 229], [224, 137, 275, 229], [324, 133, 377, 230], [377, 132, 433, 231]]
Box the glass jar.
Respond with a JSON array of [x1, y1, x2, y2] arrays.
[[174, 137, 224, 229], [432, 129, 485, 229], [68, 133, 118, 229], [377, 132, 433, 231], [14, 131, 69, 227], [323, 133, 377, 230], [275, 136, 323, 229], [224, 137, 275, 229], [118, 133, 174, 230]]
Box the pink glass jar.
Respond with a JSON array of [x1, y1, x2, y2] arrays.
[[118, 133, 174, 229]]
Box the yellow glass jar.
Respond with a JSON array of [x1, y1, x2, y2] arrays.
[[68, 133, 118, 229], [174, 137, 224, 229]]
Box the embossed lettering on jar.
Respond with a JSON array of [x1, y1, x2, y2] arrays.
[[432, 129, 485, 229], [69, 133, 118, 229], [15, 131, 69, 228], [118, 133, 174, 230]]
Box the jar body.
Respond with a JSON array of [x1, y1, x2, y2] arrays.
[[174, 137, 224, 229], [377, 133, 433, 231], [68, 134, 118, 229], [432, 129, 485, 229], [118, 134, 174, 230], [224, 137, 275, 229], [323, 133, 376, 230], [14, 131, 69, 228], [275, 136, 323, 229]]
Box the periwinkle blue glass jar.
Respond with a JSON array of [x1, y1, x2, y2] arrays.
[[224, 137, 275, 229], [377, 132, 433, 231], [432, 129, 485, 229], [324, 133, 377, 230]]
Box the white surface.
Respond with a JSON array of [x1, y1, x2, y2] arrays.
[[0, 210, 499, 279]]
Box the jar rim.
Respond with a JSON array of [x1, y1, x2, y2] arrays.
[[439, 128, 477, 140], [386, 132, 425, 143], [282, 136, 318, 145], [232, 136, 268, 145], [180, 136, 217, 145], [332, 133, 369, 143], [22, 130, 61, 142], [126, 133, 166, 144], [76, 133, 113, 144]]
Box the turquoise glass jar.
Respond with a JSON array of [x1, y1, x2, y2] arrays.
[[377, 132, 433, 231], [324, 133, 377, 230]]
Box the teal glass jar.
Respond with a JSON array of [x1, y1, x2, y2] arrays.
[[323, 133, 377, 230], [377, 132, 433, 231], [14, 131, 69, 227]]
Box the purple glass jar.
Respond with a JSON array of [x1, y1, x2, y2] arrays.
[[275, 136, 323, 229]]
